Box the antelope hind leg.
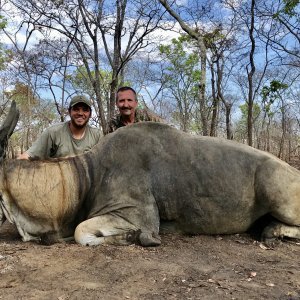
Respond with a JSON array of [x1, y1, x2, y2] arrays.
[[262, 221, 300, 245]]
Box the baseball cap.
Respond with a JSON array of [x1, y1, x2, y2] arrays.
[[69, 95, 92, 109]]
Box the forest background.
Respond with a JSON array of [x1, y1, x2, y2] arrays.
[[0, 0, 299, 161]]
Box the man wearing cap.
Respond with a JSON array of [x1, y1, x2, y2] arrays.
[[18, 95, 101, 160]]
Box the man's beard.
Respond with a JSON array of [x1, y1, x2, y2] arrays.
[[71, 118, 88, 129]]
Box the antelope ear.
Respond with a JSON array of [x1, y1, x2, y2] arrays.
[[0, 101, 19, 140], [0, 101, 20, 159]]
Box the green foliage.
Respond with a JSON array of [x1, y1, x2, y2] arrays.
[[236, 103, 261, 135], [282, 0, 299, 15], [159, 35, 201, 131], [68, 66, 113, 102], [0, 15, 9, 70], [159, 37, 199, 79], [68, 66, 95, 93], [239, 103, 261, 122], [0, 15, 7, 30], [274, 0, 299, 17], [203, 27, 225, 50], [261, 80, 288, 115], [159, 34, 201, 88]]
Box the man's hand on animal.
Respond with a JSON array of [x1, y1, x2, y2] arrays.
[[17, 95, 101, 160]]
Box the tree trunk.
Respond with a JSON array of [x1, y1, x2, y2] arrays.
[[278, 97, 286, 159], [198, 40, 208, 136], [210, 62, 218, 137], [247, 0, 256, 147]]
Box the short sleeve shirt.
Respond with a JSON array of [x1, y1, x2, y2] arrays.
[[27, 122, 101, 159]]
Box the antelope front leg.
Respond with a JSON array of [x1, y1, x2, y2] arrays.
[[74, 214, 139, 246]]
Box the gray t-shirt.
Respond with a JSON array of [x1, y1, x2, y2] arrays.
[[27, 122, 101, 159]]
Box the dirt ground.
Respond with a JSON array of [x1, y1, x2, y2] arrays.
[[0, 222, 299, 300], [0, 163, 300, 300]]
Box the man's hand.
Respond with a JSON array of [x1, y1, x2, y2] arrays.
[[17, 152, 30, 160]]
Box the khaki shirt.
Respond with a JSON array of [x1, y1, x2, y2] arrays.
[[27, 122, 101, 159], [108, 108, 163, 133]]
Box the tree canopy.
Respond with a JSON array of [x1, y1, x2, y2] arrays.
[[0, 0, 299, 160]]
